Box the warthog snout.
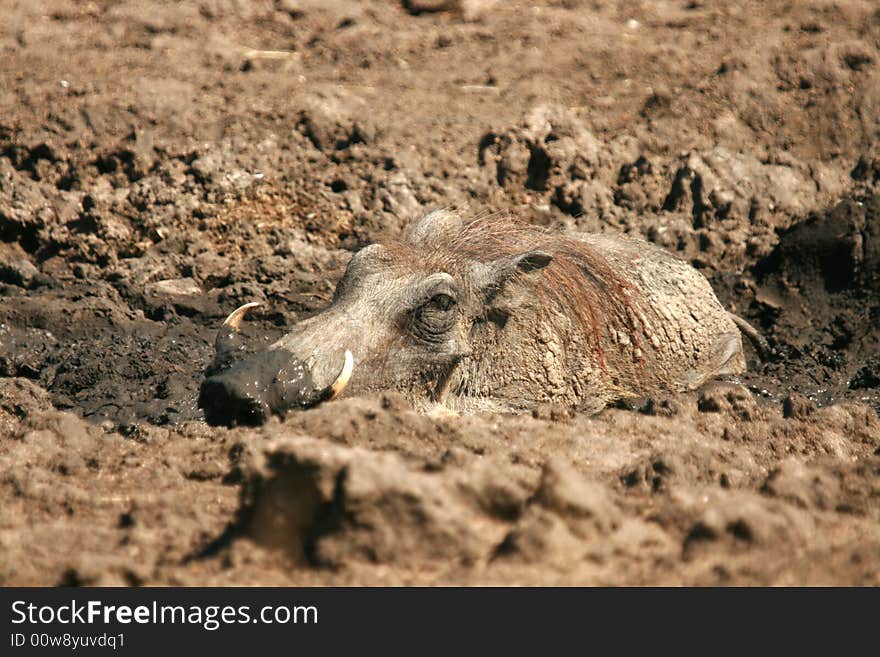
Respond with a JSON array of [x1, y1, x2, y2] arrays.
[[198, 303, 353, 426]]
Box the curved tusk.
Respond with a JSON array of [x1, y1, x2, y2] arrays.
[[210, 302, 262, 373], [223, 302, 261, 329], [326, 350, 354, 401]]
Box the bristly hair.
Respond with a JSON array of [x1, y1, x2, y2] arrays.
[[392, 211, 650, 368]]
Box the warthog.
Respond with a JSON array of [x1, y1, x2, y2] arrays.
[[199, 210, 764, 426]]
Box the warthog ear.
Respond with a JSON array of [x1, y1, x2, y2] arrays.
[[471, 250, 553, 297]]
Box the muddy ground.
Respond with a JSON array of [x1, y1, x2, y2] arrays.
[[1, 0, 879, 585]]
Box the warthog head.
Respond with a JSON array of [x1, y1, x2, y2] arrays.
[[198, 210, 575, 426]]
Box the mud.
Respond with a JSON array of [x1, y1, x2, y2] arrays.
[[1, 0, 879, 585]]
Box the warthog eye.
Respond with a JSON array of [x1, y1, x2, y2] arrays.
[[425, 293, 455, 312], [412, 293, 457, 342]]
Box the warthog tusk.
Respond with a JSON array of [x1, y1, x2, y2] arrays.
[[210, 302, 262, 371], [223, 302, 261, 330], [326, 350, 354, 401]]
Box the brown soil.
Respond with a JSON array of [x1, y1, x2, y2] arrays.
[[1, 0, 879, 586]]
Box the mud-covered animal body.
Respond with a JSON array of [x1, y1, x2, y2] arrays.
[[200, 210, 747, 425]]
